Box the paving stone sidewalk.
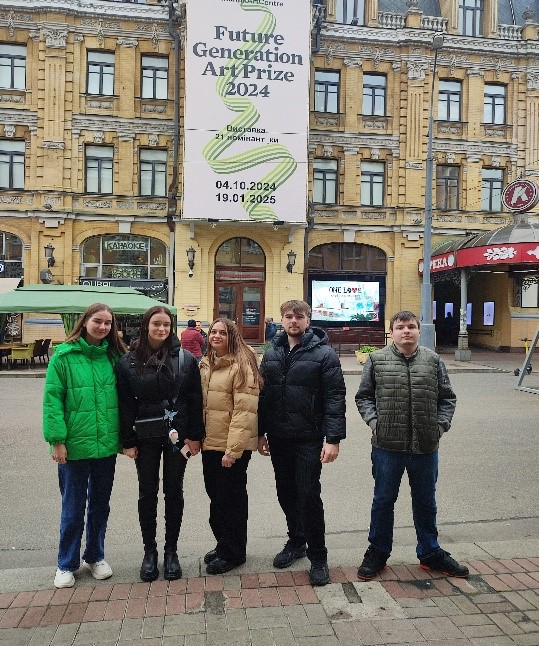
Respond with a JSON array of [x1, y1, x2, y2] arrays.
[[1, 556, 539, 645]]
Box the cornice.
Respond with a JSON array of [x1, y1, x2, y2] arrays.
[[320, 24, 539, 57], [309, 130, 400, 152], [0, 108, 38, 127], [71, 113, 174, 136], [433, 138, 518, 158], [0, 0, 168, 21]]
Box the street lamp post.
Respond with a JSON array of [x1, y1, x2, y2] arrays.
[[420, 32, 444, 351]]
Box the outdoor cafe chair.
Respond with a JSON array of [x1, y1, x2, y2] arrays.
[[8, 342, 36, 369]]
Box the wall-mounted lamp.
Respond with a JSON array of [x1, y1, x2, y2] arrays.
[[186, 246, 196, 278], [286, 249, 297, 274], [44, 243, 56, 268]]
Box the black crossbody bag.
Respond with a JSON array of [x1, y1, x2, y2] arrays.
[[133, 350, 185, 440]]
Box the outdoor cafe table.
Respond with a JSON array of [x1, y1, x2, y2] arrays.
[[0, 343, 29, 369]]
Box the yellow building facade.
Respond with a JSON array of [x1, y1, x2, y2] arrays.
[[1, 0, 538, 348]]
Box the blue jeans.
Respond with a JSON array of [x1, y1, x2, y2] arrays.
[[368, 447, 440, 560], [57, 456, 117, 571]]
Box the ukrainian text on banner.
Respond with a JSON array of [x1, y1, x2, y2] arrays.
[[183, 0, 310, 223]]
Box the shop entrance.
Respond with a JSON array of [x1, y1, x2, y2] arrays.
[[214, 238, 265, 342]]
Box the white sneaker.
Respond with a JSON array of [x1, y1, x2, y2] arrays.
[[82, 560, 113, 580], [54, 569, 75, 588]]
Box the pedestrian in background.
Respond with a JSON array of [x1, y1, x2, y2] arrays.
[[115, 306, 203, 582], [195, 320, 208, 354], [43, 303, 126, 589], [264, 316, 277, 342], [258, 300, 346, 586], [355, 310, 468, 580], [181, 319, 204, 362], [199, 318, 261, 575]]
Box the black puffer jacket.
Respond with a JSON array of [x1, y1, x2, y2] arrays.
[[258, 327, 346, 442], [115, 335, 204, 449]]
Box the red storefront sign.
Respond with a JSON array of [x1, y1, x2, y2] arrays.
[[458, 243, 539, 267], [501, 180, 539, 212], [418, 252, 456, 275]]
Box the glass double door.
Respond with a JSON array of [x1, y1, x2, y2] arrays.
[[216, 283, 264, 342]]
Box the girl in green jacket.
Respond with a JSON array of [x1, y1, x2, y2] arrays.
[[43, 303, 126, 589]]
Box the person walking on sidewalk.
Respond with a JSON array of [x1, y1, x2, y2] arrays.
[[258, 300, 346, 586], [199, 318, 261, 575], [181, 319, 204, 362], [355, 310, 468, 580], [115, 306, 203, 582], [43, 303, 126, 589]]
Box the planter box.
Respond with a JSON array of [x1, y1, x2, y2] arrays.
[[355, 350, 371, 364]]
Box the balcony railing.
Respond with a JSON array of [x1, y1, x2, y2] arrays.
[[378, 12, 405, 29], [421, 15, 448, 31], [498, 24, 522, 40]]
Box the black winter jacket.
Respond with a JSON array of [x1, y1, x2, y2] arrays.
[[258, 327, 346, 443], [115, 335, 204, 449]]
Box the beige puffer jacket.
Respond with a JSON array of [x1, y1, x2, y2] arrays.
[[199, 353, 260, 459]]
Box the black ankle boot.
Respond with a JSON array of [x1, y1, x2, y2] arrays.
[[140, 550, 159, 582], [164, 551, 182, 580]]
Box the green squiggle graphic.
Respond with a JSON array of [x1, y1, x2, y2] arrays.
[[202, 1, 297, 221]]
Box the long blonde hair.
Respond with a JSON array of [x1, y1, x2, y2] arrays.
[[206, 318, 262, 389]]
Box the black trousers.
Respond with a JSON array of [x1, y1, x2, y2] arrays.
[[202, 450, 251, 563], [135, 439, 187, 553], [268, 437, 327, 563]]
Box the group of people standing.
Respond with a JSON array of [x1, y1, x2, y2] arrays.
[[43, 299, 468, 591]]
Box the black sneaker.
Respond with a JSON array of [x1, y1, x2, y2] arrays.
[[272, 542, 307, 569], [357, 546, 387, 581], [309, 561, 330, 586], [204, 549, 218, 564], [420, 550, 469, 578]]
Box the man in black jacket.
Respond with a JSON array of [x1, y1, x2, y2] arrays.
[[258, 300, 346, 586]]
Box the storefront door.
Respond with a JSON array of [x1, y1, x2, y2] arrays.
[[216, 283, 263, 342]]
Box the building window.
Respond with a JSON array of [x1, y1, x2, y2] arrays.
[[81, 235, 168, 280], [0, 44, 26, 90], [484, 85, 506, 124], [0, 231, 23, 278], [438, 80, 461, 121], [361, 161, 385, 207], [87, 51, 115, 95], [459, 0, 483, 35], [436, 166, 459, 210], [140, 149, 167, 197], [481, 168, 503, 211], [309, 243, 386, 272], [313, 159, 338, 204], [142, 55, 168, 100], [336, 0, 364, 24], [314, 71, 339, 113], [362, 74, 386, 116], [85, 146, 113, 194], [0, 140, 24, 189]]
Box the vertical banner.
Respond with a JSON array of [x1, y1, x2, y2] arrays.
[[183, 0, 310, 223]]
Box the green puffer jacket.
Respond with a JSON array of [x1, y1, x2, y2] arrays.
[[42, 337, 122, 460]]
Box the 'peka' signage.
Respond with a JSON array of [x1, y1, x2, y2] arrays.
[[183, 0, 310, 223]]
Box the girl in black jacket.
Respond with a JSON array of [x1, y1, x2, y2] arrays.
[[115, 306, 204, 581]]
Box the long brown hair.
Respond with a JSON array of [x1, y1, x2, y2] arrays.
[[131, 306, 174, 374], [65, 303, 126, 363], [206, 318, 262, 389]]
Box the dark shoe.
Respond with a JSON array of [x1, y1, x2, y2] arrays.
[[272, 542, 307, 569], [357, 546, 387, 581], [206, 557, 245, 575], [309, 561, 330, 586], [204, 549, 218, 565], [140, 550, 159, 582], [420, 550, 469, 578], [164, 551, 182, 581]]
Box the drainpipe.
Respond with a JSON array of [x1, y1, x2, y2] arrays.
[[167, 0, 181, 306]]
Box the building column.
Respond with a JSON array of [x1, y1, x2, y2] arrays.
[[455, 268, 472, 361]]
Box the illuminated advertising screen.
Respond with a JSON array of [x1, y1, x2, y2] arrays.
[[311, 280, 381, 324]]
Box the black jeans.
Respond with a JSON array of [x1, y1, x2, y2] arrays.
[[202, 450, 251, 563], [135, 439, 187, 553], [268, 437, 327, 563]]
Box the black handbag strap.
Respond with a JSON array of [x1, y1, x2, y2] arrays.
[[169, 348, 185, 408]]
